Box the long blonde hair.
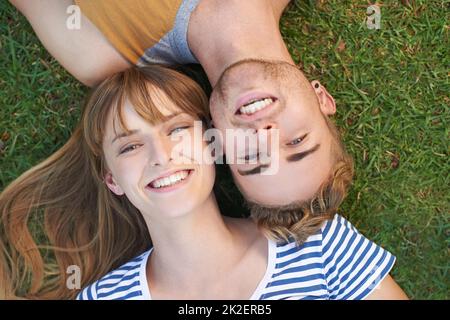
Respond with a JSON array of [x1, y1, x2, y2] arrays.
[[0, 65, 209, 299]]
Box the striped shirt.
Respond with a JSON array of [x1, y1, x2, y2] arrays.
[[76, 214, 396, 300]]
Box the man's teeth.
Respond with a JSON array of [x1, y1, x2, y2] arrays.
[[150, 170, 189, 188], [239, 98, 274, 115]]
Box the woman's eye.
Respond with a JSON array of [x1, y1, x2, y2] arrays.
[[169, 126, 190, 135], [119, 144, 141, 154]]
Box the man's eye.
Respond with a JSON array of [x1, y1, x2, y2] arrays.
[[169, 126, 190, 135], [287, 134, 307, 146], [120, 144, 141, 154], [243, 153, 259, 161]]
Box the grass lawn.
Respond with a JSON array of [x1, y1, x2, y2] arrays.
[[0, 0, 449, 299]]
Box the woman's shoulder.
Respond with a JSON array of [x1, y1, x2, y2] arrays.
[[76, 249, 151, 300], [320, 213, 360, 238], [269, 212, 391, 271], [264, 214, 396, 300], [274, 213, 381, 255]]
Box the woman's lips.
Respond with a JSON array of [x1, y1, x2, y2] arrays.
[[146, 169, 193, 193]]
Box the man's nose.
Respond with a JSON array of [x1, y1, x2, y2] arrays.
[[254, 121, 279, 155], [254, 121, 278, 133]]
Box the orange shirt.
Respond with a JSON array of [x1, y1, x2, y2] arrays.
[[75, 0, 183, 64]]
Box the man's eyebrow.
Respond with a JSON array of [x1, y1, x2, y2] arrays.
[[237, 164, 270, 176], [237, 144, 321, 176], [111, 129, 141, 144], [286, 144, 320, 162]]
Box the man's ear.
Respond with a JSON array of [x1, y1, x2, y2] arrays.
[[104, 171, 125, 196], [311, 80, 336, 115]]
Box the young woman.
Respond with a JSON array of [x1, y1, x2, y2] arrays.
[[0, 66, 407, 300]]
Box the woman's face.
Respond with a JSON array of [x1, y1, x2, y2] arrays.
[[102, 89, 215, 220]]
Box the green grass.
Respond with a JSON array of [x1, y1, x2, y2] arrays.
[[1, 0, 449, 299]]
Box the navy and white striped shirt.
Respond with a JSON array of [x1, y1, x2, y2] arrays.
[[77, 214, 396, 300]]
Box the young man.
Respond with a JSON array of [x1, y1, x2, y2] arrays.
[[8, 0, 407, 299], [9, 0, 347, 216], [9, 0, 339, 203]]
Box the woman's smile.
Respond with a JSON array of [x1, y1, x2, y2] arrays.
[[145, 169, 195, 194]]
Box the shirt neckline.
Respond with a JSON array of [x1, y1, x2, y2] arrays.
[[249, 238, 276, 300], [139, 238, 276, 300], [139, 248, 153, 300]]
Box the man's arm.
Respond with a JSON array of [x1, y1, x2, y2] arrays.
[[9, 0, 130, 86], [365, 275, 409, 300], [270, 0, 292, 21]]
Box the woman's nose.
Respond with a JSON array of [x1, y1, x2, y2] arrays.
[[148, 138, 173, 167]]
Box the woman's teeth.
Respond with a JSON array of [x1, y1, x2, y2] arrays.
[[150, 170, 189, 188], [239, 98, 274, 115]]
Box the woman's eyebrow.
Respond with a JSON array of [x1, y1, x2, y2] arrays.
[[111, 129, 141, 144], [164, 112, 184, 121], [161, 112, 196, 125], [110, 113, 193, 144]]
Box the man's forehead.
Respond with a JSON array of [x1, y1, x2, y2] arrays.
[[237, 158, 328, 203]]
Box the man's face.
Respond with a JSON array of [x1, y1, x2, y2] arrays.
[[210, 60, 337, 206]]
